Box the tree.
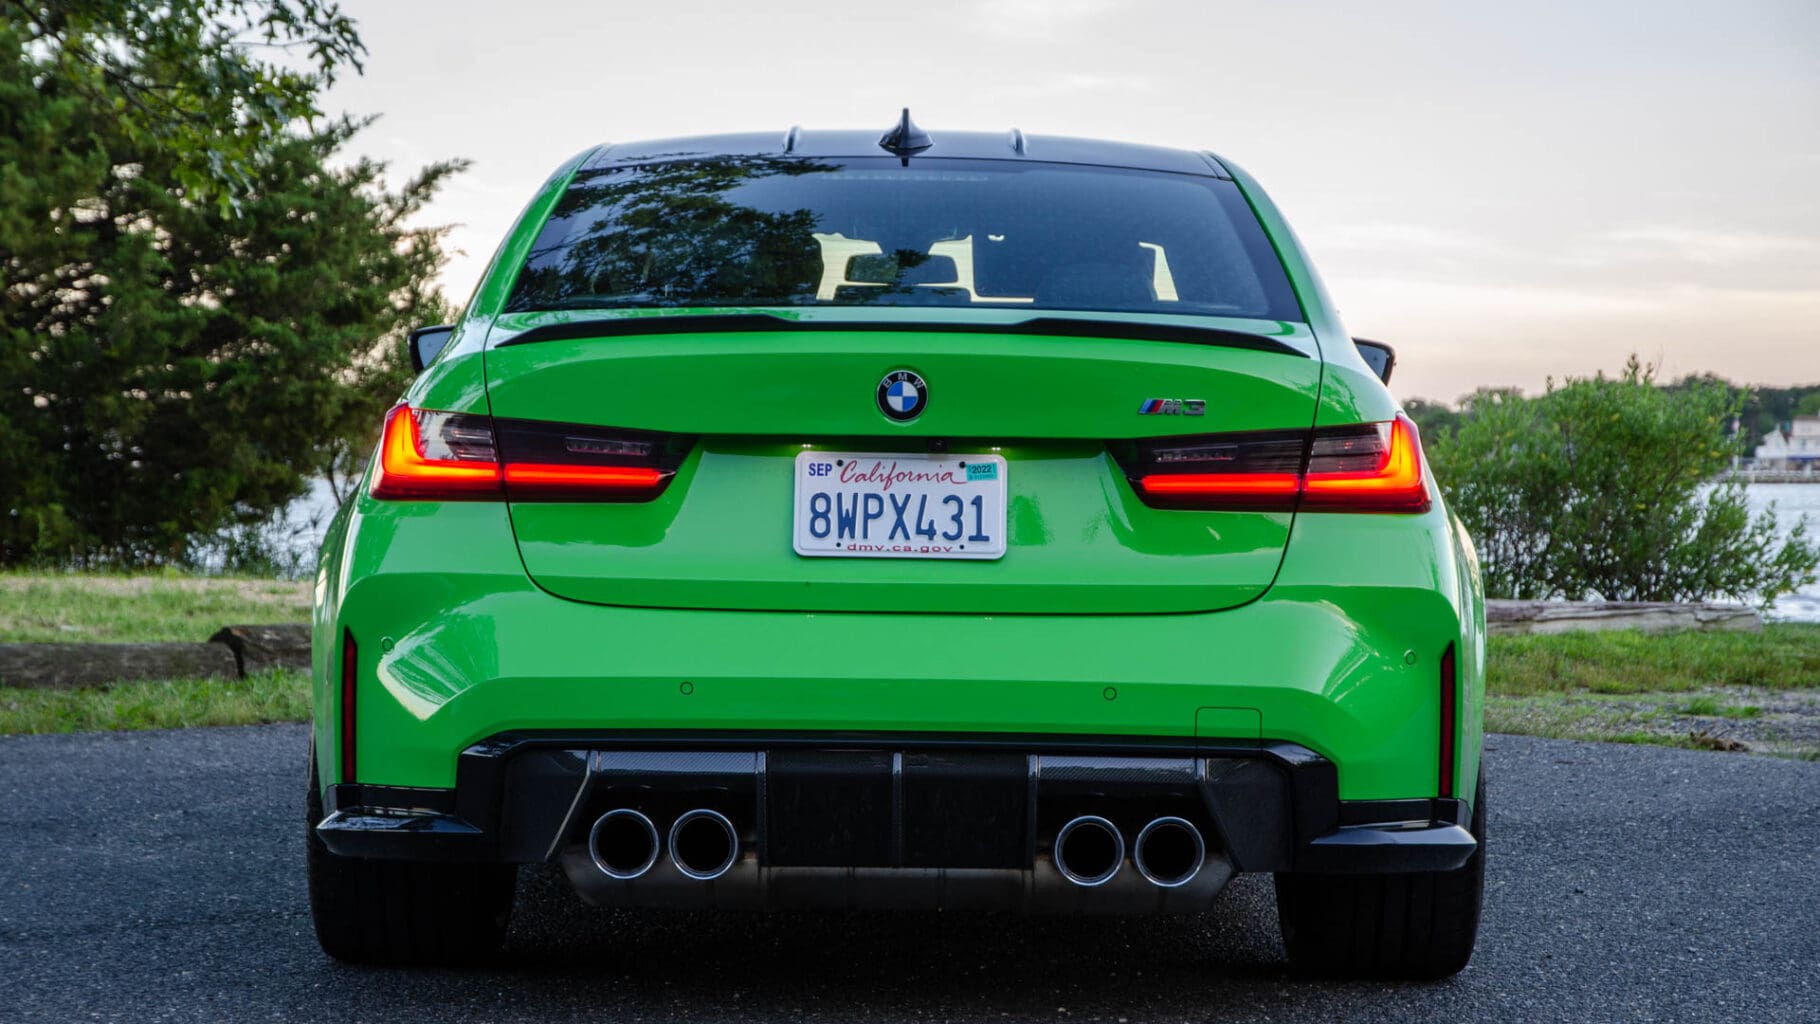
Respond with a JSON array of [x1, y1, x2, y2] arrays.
[[1401, 397, 1463, 445], [5, 1, 363, 212], [0, 3, 463, 565], [1427, 358, 1819, 605]]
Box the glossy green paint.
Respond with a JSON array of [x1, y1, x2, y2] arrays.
[[1214, 154, 1400, 429], [486, 324, 1320, 614], [312, 478, 1481, 801], [311, 145, 1486, 813], [510, 439, 1292, 614], [482, 322, 1320, 439]]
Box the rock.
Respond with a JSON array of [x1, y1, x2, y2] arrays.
[[0, 643, 240, 690], [1485, 600, 1762, 636], [207, 624, 312, 675]]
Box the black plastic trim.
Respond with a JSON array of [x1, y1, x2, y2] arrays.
[[491, 313, 1309, 357], [1295, 823, 1477, 874], [318, 731, 1467, 878]]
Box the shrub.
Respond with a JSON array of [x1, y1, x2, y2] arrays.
[[1426, 357, 1819, 604]]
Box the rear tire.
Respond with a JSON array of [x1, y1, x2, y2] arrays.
[[306, 744, 516, 965], [1274, 771, 1486, 979]]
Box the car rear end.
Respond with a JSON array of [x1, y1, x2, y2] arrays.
[[307, 127, 1486, 974]]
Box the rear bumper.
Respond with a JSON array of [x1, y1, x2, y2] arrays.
[[318, 731, 1475, 912]]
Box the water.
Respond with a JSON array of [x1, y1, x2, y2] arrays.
[[1746, 483, 1820, 623], [271, 481, 1820, 621]]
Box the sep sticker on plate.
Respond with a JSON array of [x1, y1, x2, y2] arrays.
[[793, 451, 1008, 560]]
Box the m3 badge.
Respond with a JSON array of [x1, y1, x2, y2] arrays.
[[1137, 399, 1205, 416]]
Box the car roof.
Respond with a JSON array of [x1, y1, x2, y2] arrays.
[[582, 125, 1232, 178]]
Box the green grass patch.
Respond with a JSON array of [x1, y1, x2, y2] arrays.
[[0, 570, 310, 643], [1670, 695, 1762, 718], [1485, 626, 1820, 758], [0, 668, 310, 735], [1486, 624, 1820, 697]]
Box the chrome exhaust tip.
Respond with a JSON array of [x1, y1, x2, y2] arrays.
[[668, 808, 739, 881], [1054, 815, 1125, 887], [1134, 816, 1205, 888], [588, 808, 660, 880]]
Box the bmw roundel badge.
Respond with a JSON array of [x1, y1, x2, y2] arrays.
[[877, 369, 927, 421]]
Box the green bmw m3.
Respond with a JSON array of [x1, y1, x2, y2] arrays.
[[306, 112, 1487, 977]]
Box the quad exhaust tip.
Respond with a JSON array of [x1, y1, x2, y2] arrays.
[[1134, 816, 1206, 888], [669, 808, 740, 881], [588, 808, 660, 880], [1054, 815, 1125, 887]]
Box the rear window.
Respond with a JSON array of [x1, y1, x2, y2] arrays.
[[507, 157, 1302, 321]]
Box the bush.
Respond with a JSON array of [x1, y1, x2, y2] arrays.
[[1426, 357, 1819, 604]]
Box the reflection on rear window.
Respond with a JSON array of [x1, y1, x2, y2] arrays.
[[507, 157, 1302, 321]]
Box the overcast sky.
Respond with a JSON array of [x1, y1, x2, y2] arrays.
[[323, 0, 1819, 402]]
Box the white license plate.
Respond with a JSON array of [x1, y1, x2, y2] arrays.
[[793, 451, 1008, 560]]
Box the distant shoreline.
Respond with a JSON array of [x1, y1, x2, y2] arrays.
[[1725, 471, 1820, 484]]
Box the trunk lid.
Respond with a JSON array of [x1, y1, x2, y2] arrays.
[[484, 317, 1322, 614]]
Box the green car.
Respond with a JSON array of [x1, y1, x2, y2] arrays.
[[307, 113, 1487, 977]]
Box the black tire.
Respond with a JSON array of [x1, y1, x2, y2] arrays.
[[1274, 770, 1486, 979], [306, 744, 516, 965]]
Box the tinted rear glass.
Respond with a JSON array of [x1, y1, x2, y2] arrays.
[[507, 157, 1302, 321]]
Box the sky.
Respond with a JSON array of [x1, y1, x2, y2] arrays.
[[322, 0, 1820, 403]]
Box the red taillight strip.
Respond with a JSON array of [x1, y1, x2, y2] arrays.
[[371, 405, 502, 500], [1136, 471, 1300, 504], [1300, 414, 1430, 514], [502, 462, 669, 494], [1438, 643, 1457, 799], [339, 629, 358, 784], [1131, 414, 1430, 514]]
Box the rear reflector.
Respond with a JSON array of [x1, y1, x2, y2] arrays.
[[339, 629, 357, 784], [1129, 414, 1430, 514], [370, 404, 683, 502], [1438, 643, 1458, 799]]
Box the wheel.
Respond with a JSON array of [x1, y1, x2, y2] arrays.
[[305, 743, 516, 965], [1274, 770, 1486, 979]]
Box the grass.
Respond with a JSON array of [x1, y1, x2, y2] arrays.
[[0, 570, 310, 643], [1486, 624, 1820, 758], [3, 571, 1817, 753], [0, 668, 310, 735], [1487, 624, 1820, 696]]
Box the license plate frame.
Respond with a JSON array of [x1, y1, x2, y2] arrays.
[[792, 451, 1008, 560]]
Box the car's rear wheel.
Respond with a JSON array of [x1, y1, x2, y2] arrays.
[[1274, 770, 1486, 979], [305, 744, 516, 965]]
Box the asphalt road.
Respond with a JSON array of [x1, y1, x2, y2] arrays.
[[2, 725, 1815, 1024]]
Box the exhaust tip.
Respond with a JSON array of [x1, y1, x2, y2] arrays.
[[669, 808, 739, 881], [1054, 815, 1125, 887], [588, 808, 660, 880], [1134, 816, 1205, 888]]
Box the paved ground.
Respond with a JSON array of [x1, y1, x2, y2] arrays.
[[2, 725, 1815, 1023]]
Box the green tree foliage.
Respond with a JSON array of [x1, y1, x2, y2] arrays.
[[1, 3, 464, 565], [1401, 397, 1462, 443], [1653, 375, 1820, 453], [1426, 358, 1819, 604], [7, 0, 363, 211]]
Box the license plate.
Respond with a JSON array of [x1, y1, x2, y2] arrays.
[[793, 451, 1008, 560]]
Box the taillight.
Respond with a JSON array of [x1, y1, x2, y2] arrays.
[[1126, 413, 1430, 514], [371, 406, 502, 499], [370, 404, 683, 502], [1300, 415, 1430, 514]]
